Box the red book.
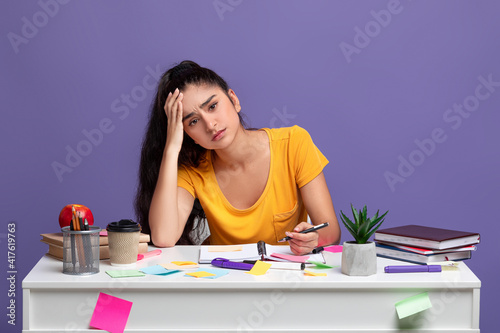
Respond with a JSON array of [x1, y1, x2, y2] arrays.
[[374, 225, 480, 250]]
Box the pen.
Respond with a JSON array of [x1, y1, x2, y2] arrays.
[[83, 218, 93, 270], [278, 222, 329, 242], [384, 265, 442, 273], [69, 210, 76, 271], [312, 246, 324, 254]]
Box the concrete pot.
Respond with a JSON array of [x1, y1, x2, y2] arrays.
[[341, 241, 377, 276]]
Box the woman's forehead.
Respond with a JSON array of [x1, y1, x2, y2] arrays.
[[182, 84, 224, 106]]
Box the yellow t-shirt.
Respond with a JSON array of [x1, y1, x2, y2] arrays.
[[177, 125, 329, 245]]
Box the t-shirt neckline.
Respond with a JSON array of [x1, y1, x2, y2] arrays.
[[208, 129, 273, 213]]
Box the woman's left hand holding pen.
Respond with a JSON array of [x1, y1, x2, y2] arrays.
[[287, 222, 319, 256]]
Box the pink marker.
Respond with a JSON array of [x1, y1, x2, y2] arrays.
[[137, 249, 162, 261]]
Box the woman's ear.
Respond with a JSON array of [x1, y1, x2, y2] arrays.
[[227, 89, 241, 113]]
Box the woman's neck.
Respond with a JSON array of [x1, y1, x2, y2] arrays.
[[212, 128, 268, 169]]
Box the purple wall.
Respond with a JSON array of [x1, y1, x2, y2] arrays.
[[1, 0, 499, 331]]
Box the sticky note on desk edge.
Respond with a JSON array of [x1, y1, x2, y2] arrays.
[[139, 265, 179, 276], [246, 260, 272, 275], [161, 262, 199, 270], [90, 292, 132, 333], [186, 271, 216, 278], [106, 270, 145, 278], [395, 292, 432, 319], [188, 268, 229, 279], [307, 260, 335, 268], [171, 261, 198, 266], [304, 269, 327, 276]]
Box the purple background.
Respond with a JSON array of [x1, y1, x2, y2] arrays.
[[1, 0, 499, 331]]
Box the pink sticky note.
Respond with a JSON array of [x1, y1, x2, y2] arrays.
[[324, 245, 343, 253], [99, 230, 108, 236], [90, 292, 133, 333], [270, 253, 310, 263]]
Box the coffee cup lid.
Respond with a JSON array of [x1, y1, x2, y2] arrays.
[[106, 219, 141, 233]]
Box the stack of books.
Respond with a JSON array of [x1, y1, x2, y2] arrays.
[[374, 225, 480, 264], [41, 231, 151, 260]]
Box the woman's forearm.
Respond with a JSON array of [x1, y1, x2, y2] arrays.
[[148, 148, 184, 247]]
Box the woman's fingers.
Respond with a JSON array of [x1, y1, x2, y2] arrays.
[[164, 88, 181, 118], [164, 88, 185, 150], [287, 222, 319, 255]]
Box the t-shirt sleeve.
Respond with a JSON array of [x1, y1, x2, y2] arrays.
[[177, 165, 196, 198], [290, 126, 329, 188]]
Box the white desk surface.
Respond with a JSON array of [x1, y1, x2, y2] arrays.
[[23, 245, 481, 332], [23, 245, 480, 289]]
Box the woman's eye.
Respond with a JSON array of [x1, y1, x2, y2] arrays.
[[189, 119, 199, 126], [209, 102, 217, 111]]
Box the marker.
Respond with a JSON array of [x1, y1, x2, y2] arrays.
[[278, 222, 329, 242], [137, 249, 162, 261], [211, 258, 254, 271], [384, 265, 442, 273]]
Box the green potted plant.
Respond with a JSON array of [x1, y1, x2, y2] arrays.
[[340, 204, 388, 276]]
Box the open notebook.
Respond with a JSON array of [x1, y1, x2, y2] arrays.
[[199, 242, 325, 264]]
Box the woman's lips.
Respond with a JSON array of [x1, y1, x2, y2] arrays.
[[212, 129, 226, 141]]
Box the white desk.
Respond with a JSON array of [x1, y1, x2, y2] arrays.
[[23, 245, 480, 332]]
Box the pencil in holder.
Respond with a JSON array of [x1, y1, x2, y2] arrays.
[[62, 225, 101, 275]]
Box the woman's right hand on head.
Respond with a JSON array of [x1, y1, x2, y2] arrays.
[[164, 88, 184, 153]]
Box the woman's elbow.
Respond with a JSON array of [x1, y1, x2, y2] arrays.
[[151, 234, 177, 248]]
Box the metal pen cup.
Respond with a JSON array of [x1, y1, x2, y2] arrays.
[[62, 225, 101, 275]]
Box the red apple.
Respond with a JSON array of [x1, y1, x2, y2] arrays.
[[59, 204, 94, 228]]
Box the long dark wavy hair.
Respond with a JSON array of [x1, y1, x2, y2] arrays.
[[134, 60, 248, 245]]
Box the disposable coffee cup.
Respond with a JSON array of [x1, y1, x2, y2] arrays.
[[106, 219, 141, 267]]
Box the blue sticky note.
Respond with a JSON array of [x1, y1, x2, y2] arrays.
[[140, 265, 180, 276], [190, 268, 229, 279]]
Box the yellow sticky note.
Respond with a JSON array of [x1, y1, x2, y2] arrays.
[[160, 263, 199, 270], [304, 270, 327, 277], [246, 261, 272, 275], [207, 245, 243, 252], [185, 271, 216, 278], [171, 261, 198, 266]]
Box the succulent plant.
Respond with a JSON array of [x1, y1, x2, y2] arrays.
[[340, 204, 388, 244]]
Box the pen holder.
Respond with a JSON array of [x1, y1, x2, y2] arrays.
[[62, 226, 101, 275]]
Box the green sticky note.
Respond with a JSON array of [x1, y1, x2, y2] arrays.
[[106, 270, 146, 278], [395, 292, 432, 319], [307, 260, 336, 269]]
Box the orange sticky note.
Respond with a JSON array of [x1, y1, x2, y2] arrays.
[[246, 261, 272, 275], [186, 271, 216, 278], [208, 245, 243, 252], [171, 261, 198, 266], [304, 270, 327, 277], [160, 263, 199, 270]]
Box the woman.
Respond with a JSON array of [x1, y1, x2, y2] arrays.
[[135, 60, 340, 255]]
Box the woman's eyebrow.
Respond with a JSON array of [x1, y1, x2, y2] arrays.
[[182, 94, 217, 121], [199, 94, 216, 109], [182, 112, 196, 122]]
